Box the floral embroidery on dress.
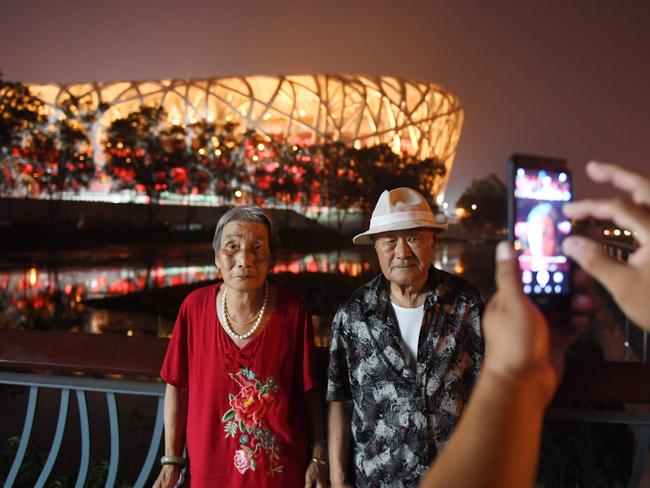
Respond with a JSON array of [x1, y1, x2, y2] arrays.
[[222, 367, 284, 476]]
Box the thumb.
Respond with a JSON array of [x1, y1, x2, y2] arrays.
[[495, 241, 522, 297]]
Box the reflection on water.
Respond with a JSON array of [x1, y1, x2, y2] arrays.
[[0, 241, 494, 334]]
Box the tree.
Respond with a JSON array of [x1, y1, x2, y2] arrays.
[[103, 106, 169, 224], [0, 79, 101, 217], [0, 73, 47, 195], [456, 173, 507, 235], [37, 96, 100, 201]]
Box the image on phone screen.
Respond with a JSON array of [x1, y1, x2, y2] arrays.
[[513, 166, 572, 297]]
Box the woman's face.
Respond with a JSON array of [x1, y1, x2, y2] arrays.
[[216, 220, 272, 293]]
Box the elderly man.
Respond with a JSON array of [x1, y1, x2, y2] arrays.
[[327, 187, 484, 488]]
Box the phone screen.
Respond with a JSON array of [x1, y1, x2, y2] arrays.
[[511, 160, 572, 300]]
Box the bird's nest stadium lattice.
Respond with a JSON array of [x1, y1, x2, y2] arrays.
[[28, 74, 464, 204]]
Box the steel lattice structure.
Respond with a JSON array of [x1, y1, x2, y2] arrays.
[[29, 74, 463, 201]]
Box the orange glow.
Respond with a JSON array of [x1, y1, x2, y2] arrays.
[[28, 268, 38, 286]]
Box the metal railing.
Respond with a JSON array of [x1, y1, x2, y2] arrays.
[[2, 305, 650, 487], [1, 372, 164, 488], [0, 329, 168, 487]]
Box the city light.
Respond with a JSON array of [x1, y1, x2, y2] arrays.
[[471, 203, 477, 210], [28, 268, 38, 286], [234, 189, 243, 198]]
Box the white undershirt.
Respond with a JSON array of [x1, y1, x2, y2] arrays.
[[391, 302, 425, 369]]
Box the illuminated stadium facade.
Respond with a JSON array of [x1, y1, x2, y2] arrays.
[[27, 75, 463, 206]]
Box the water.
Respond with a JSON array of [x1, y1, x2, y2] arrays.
[[0, 241, 496, 336]]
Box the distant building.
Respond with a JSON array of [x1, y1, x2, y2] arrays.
[[28, 75, 464, 205]]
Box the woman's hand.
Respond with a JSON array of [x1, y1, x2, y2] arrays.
[[152, 464, 182, 488], [304, 458, 327, 488]]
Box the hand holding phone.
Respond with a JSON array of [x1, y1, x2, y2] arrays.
[[508, 154, 573, 311]]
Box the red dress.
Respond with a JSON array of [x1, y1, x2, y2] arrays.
[[160, 283, 316, 487]]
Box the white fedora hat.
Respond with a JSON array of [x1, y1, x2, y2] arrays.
[[353, 187, 447, 245]]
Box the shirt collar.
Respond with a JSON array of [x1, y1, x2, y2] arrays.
[[361, 266, 441, 317]]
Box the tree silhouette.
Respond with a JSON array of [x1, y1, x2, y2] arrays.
[[0, 74, 47, 195], [456, 173, 507, 235], [103, 106, 169, 224]]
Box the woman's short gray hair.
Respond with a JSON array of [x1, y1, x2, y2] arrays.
[[212, 206, 279, 259]]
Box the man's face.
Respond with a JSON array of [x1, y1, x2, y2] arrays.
[[373, 228, 436, 287]]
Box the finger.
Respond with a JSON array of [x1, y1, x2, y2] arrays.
[[562, 236, 635, 297], [562, 198, 650, 244], [586, 161, 650, 206], [494, 241, 522, 297]]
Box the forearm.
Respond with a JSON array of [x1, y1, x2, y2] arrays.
[[328, 400, 353, 484], [420, 370, 548, 488], [164, 384, 188, 457], [306, 386, 326, 458]]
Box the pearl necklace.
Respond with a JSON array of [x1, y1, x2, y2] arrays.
[[221, 282, 269, 340]]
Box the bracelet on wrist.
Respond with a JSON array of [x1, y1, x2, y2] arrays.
[[311, 456, 327, 466], [160, 455, 186, 466]]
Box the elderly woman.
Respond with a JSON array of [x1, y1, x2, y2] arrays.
[[154, 206, 326, 488]]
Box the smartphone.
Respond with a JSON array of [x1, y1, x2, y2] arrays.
[[507, 154, 573, 311]]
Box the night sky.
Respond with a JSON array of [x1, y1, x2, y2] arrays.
[[1, 0, 648, 204]]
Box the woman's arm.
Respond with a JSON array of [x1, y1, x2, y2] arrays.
[[153, 383, 188, 488], [304, 385, 327, 487]]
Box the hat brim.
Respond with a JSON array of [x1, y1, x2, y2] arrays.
[[352, 220, 448, 245]]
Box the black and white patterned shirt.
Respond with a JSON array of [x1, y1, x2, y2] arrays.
[[326, 267, 484, 488]]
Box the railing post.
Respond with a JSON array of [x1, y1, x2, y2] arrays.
[[74, 390, 90, 488], [35, 388, 70, 488], [4, 386, 39, 488], [105, 392, 120, 488]]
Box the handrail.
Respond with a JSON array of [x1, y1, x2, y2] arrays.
[[2, 328, 650, 402], [2, 329, 650, 486], [0, 328, 167, 376], [0, 371, 165, 488]]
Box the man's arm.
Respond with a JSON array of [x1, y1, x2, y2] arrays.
[[328, 400, 353, 488], [153, 383, 188, 488]]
